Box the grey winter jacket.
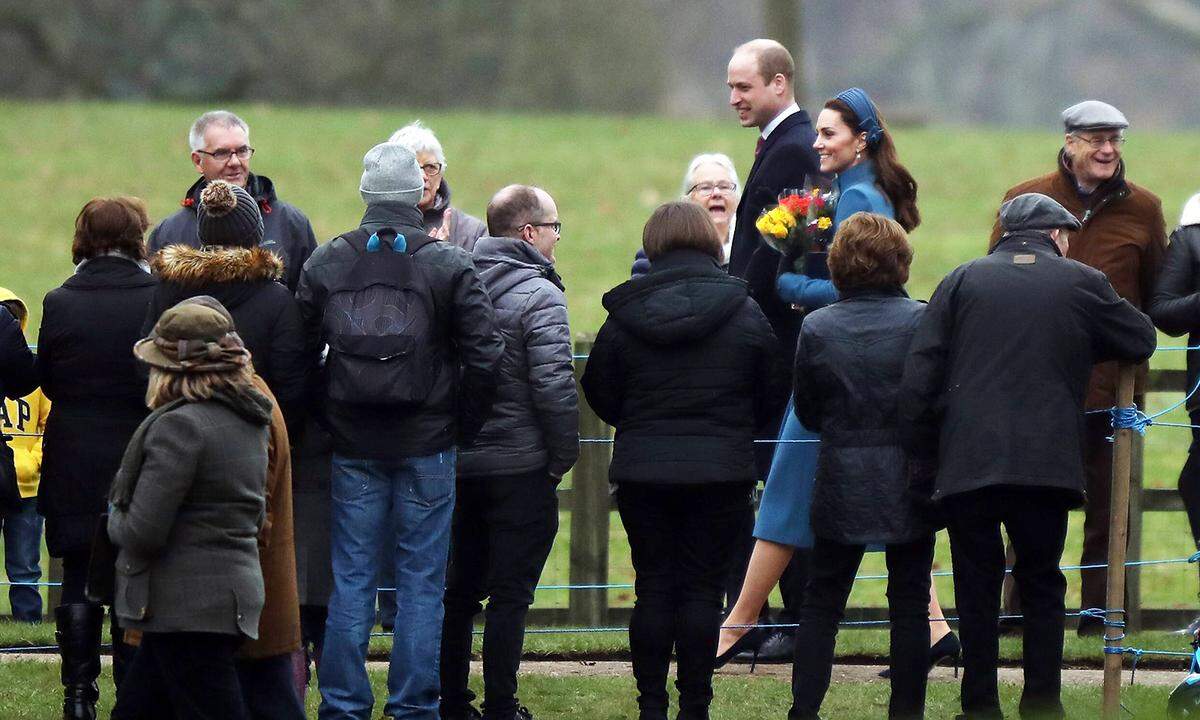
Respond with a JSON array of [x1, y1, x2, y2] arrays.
[[108, 391, 271, 638], [458, 236, 579, 478]]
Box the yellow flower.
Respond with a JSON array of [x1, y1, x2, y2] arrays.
[[756, 207, 796, 238], [817, 216, 832, 230]]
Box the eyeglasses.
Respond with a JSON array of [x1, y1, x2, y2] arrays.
[[421, 163, 443, 178], [196, 146, 255, 163], [688, 181, 738, 196], [1072, 134, 1126, 150], [528, 221, 562, 234]]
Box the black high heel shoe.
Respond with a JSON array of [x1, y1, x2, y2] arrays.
[[715, 625, 767, 671], [878, 631, 961, 679]]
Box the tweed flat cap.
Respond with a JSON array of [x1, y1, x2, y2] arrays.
[[1062, 100, 1128, 132], [999, 193, 1082, 232]]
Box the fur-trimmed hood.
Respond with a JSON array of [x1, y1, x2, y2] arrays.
[[152, 245, 284, 286]]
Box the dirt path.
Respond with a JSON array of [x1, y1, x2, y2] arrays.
[[0, 653, 1184, 687]]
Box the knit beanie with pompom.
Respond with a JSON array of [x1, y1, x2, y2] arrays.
[[196, 180, 264, 248]]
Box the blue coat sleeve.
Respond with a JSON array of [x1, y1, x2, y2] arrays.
[[776, 273, 838, 307]]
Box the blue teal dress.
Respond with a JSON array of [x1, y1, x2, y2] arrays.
[[753, 161, 895, 547]]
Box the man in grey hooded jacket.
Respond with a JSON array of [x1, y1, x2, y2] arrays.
[[439, 185, 579, 720]]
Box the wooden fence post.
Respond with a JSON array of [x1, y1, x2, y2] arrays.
[[1126, 433, 1144, 632], [568, 337, 611, 627], [1102, 364, 1136, 720], [48, 555, 62, 615]]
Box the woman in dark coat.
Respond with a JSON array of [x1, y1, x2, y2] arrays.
[[787, 212, 933, 720], [36, 196, 157, 718], [1148, 192, 1200, 552], [581, 202, 786, 720], [109, 298, 271, 720], [144, 180, 306, 717]]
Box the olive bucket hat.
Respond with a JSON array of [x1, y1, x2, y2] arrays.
[[133, 295, 251, 372]]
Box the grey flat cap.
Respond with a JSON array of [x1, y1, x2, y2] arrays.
[[1062, 100, 1128, 132], [1000, 193, 1082, 232]]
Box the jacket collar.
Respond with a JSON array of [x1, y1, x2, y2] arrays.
[[64, 255, 156, 289], [181, 174, 278, 215], [836, 160, 878, 193], [151, 245, 284, 287], [648, 248, 724, 272], [473, 236, 564, 294], [991, 229, 1063, 257], [756, 109, 812, 160], [359, 202, 426, 237], [837, 285, 908, 301]]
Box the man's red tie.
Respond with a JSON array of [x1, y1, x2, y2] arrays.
[[755, 137, 764, 157]]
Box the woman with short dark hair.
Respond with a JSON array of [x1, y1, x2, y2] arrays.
[[787, 212, 934, 719], [582, 201, 786, 720], [37, 196, 157, 718]]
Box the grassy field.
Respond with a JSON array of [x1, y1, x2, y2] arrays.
[[0, 659, 1187, 719], [3, 100, 1200, 713]]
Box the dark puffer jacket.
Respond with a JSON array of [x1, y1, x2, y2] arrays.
[[37, 257, 157, 555], [793, 288, 930, 545], [458, 236, 579, 479], [0, 306, 37, 513], [581, 250, 786, 484], [1148, 223, 1200, 415], [145, 245, 306, 430], [295, 202, 503, 460], [149, 174, 317, 292], [900, 231, 1157, 504]]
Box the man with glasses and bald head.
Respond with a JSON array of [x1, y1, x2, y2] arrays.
[[149, 110, 317, 291], [987, 100, 1167, 637]]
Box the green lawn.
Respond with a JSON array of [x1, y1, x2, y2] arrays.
[[3, 100, 1200, 707], [0, 659, 1185, 719]]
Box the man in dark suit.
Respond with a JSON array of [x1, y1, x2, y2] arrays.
[[724, 38, 822, 662]]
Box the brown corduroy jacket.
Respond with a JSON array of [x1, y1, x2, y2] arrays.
[[988, 152, 1166, 409], [239, 375, 301, 659]]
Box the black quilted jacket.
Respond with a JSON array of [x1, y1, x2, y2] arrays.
[[581, 250, 786, 484], [457, 236, 579, 479]]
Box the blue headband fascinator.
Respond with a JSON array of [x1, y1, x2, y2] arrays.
[[834, 87, 883, 148]]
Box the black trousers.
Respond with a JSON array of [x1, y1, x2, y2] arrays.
[[616, 482, 750, 720], [945, 486, 1072, 720], [111, 631, 248, 720], [1178, 420, 1200, 547], [440, 470, 559, 718], [789, 535, 933, 720], [236, 653, 306, 720]]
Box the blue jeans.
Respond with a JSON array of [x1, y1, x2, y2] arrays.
[[318, 451, 456, 720], [2, 496, 43, 622]]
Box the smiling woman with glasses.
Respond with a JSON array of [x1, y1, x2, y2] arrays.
[[631, 153, 741, 277], [388, 120, 488, 252]]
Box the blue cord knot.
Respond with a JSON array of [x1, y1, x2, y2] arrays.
[[1190, 551, 1200, 564], [1109, 406, 1150, 435]]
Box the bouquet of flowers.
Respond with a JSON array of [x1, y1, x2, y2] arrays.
[[755, 179, 838, 273]]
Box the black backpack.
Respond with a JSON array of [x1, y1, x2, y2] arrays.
[[321, 228, 442, 406]]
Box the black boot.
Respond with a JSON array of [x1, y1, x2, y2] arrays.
[[56, 603, 102, 720]]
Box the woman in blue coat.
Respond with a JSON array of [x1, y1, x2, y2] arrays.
[[718, 88, 956, 672]]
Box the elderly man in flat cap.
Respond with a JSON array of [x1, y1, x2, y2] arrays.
[[988, 101, 1167, 637], [903, 193, 1156, 719]]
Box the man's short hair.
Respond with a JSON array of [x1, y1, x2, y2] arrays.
[[827, 212, 913, 291], [641, 201, 722, 262], [735, 39, 794, 84], [189, 111, 250, 152], [487, 185, 544, 237], [389, 120, 447, 168]]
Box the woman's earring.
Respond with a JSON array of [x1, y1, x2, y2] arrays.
[[855, 149, 861, 159]]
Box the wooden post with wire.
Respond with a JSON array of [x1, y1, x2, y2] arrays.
[[1101, 363, 1136, 719]]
